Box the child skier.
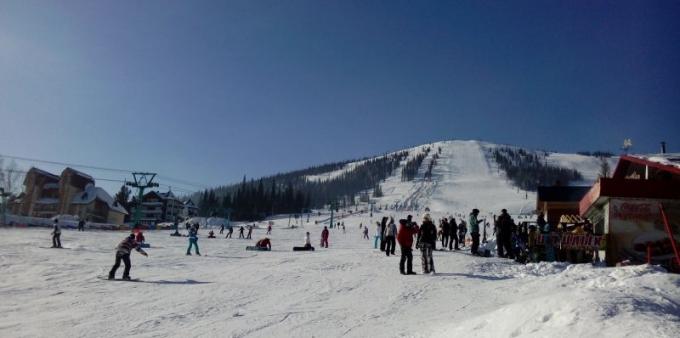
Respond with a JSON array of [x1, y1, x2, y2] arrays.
[[51, 219, 62, 248], [109, 233, 147, 280], [186, 224, 201, 255]]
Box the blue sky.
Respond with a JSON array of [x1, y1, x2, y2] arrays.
[[1, 0, 679, 194]]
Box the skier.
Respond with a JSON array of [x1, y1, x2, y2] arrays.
[[417, 214, 437, 274], [384, 217, 397, 256], [496, 209, 514, 258], [51, 219, 62, 248], [238, 226, 245, 239], [186, 224, 201, 255], [469, 209, 481, 255], [397, 218, 419, 275], [226, 226, 234, 238], [448, 217, 459, 250], [321, 226, 329, 248], [220, 224, 225, 234], [77, 219, 85, 232], [362, 225, 369, 240], [255, 237, 271, 250], [108, 233, 147, 280], [246, 225, 253, 239], [266, 223, 272, 235], [458, 220, 467, 247]]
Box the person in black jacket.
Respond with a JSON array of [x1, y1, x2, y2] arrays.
[[417, 214, 437, 274], [379, 217, 388, 252], [448, 217, 459, 250], [496, 209, 514, 258]]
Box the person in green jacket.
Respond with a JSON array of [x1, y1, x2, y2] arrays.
[[469, 209, 481, 255]]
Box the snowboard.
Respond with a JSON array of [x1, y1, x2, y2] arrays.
[[293, 246, 315, 251], [246, 246, 270, 251], [39, 246, 70, 249], [97, 276, 141, 282]]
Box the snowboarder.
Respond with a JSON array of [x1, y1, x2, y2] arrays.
[[220, 224, 225, 234], [77, 219, 85, 232], [417, 214, 437, 274], [255, 237, 271, 250], [469, 209, 481, 255], [238, 226, 245, 239], [384, 217, 397, 256], [51, 219, 62, 248], [108, 233, 147, 280], [246, 225, 253, 239], [397, 218, 419, 275], [362, 225, 369, 239], [208, 230, 216, 238], [292, 231, 315, 251], [186, 224, 201, 255], [226, 226, 234, 238], [321, 226, 329, 248]]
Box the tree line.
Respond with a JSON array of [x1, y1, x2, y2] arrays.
[[491, 147, 583, 191]]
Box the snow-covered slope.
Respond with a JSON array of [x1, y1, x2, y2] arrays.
[[1, 220, 678, 338], [355, 140, 612, 217]]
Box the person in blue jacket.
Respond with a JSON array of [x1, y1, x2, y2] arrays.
[[186, 224, 201, 256]]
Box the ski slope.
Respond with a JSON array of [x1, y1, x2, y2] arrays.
[[1, 218, 679, 338], [371, 140, 607, 217]]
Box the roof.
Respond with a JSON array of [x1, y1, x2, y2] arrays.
[[184, 199, 197, 207], [537, 186, 591, 203], [613, 154, 680, 178], [71, 185, 128, 215], [27, 167, 60, 180], [62, 167, 95, 182]]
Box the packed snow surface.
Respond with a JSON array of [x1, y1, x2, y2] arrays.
[[2, 213, 679, 338]]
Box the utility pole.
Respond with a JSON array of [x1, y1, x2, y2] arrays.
[[126, 172, 159, 226]]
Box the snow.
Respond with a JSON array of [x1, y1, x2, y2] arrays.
[[633, 153, 680, 170], [1, 213, 679, 338]]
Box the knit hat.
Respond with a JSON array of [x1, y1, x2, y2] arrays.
[[423, 213, 432, 222]]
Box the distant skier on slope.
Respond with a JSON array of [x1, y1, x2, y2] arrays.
[[51, 219, 62, 248], [363, 225, 369, 240], [448, 216, 459, 250], [238, 226, 245, 239], [109, 233, 147, 280], [226, 226, 234, 238], [186, 224, 201, 256], [246, 225, 253, 239], [417, 214, 437, 274]]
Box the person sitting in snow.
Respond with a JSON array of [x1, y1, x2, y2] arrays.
[[256, 237, 271, 250], [109, 233, 147, 280], [208, 230, 216, 238], [304, 232, 313, 249]]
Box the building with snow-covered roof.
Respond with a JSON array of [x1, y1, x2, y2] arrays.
[[135, 189, 184, 225], [579, 153, 680, 268], [13, 167, 128, 223], [182, 199, 198, 218]]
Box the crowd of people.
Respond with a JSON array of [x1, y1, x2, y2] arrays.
[[45, 205, 602, 280]]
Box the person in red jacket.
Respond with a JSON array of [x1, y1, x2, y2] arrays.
[[397, 217, 420, 275], [321, 226, 329, 248], [255, 237, 271, 250]]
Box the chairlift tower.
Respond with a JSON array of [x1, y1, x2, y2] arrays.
[[126, 172, 159, 225]]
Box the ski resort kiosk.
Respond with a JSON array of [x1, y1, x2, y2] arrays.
[[579, 154, 680, 270]]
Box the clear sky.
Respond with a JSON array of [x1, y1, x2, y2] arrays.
[[1, 0, 679, 194]]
